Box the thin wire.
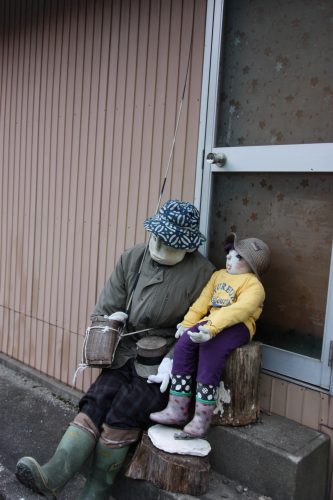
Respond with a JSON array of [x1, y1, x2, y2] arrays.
[[125, 17, 195, 314]]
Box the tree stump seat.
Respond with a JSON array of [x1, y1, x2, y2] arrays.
[[125, 431, 210, 496], [212, 341, 262, 426]]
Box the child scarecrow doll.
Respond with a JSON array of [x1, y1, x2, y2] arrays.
[[150, 233, 270, 439]]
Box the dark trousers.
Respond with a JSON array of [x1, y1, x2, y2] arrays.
[[172, 323, 250, 387], [79, 359, 169, 431]]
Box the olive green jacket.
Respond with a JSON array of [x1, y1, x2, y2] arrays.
[[91, 243, 215, 372]]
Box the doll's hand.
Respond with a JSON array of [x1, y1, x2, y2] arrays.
[[188, 326, 212, 343], [147, 357, 173, 392], [104, 311, 128, 323], [175, 324, 187, 338]]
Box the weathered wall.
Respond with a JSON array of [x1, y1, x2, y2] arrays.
[[0, 0, 207, 391]]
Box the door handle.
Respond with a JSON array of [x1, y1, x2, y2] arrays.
[[206, 152, 226, 167]]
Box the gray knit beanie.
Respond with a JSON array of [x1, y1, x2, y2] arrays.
[[226, 233, 270, 279]]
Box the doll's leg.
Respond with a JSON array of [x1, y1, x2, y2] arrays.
[[106, 361, 171, 431], [196, 323, 250, 387], [15, 365, 134, 498], [172, 323, 205, 375], [149, 353, 193, 425], [179, 324, 250, 438], [150, 328, 203, 425], [79, 360, 135, 430], [149, 375, 192, 425]]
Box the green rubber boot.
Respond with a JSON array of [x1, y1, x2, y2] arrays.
[[78, 442, 129, 500], [16, 425, 96, 499]]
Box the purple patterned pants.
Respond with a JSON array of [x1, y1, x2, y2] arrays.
[[172, 322, 250, 386]]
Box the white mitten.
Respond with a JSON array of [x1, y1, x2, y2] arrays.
[[175, 324, 187, 338], [147, 357, 173, 393], [188, 325, 212, 343], [104, 311, 128, 323]]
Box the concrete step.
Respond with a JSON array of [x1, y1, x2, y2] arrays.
[[112, 468, 269, 500], [112, 411, 330, 500], [207, 413, 330, 500]]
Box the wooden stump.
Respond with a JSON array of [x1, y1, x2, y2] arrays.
[[212, 341, 262, 426], [125, 432, 210, 496]]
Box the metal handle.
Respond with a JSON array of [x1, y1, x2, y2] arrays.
[[206, 152, 226, 167]]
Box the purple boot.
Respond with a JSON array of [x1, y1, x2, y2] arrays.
[[150, 374, 192, 426], [177, 382, 218, 438]]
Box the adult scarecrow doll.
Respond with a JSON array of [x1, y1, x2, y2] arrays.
[[16, 200, 215, 500]]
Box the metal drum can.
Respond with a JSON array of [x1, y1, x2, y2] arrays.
[[136, 336, 168, 363]]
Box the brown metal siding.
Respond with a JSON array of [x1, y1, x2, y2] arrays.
[[0, 0, 207, 390]]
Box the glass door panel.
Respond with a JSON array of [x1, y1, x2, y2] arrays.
[[215, 0, 333, 147], [200, 0, 333, 388], [209, 172, 333, 360]]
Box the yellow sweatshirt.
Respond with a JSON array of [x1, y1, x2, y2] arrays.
[[181, 269, 265, 338]]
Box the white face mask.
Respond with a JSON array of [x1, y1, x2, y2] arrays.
[[149, 234, 187, 266], [226, 249, 252, 275]]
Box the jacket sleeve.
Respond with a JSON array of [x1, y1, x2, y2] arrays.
[[204, 278, 265, 336], [90, 254, 128, 320], [181, 272, 217, 327]]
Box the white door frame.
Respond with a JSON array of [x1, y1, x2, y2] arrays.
[[195, 0, 333, 391]]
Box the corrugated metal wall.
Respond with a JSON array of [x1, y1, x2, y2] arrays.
[[0, 0, 207, 391]]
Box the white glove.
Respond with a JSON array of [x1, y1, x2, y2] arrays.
[[175, 324, 187, 338], [104, 312, 128, 323], [188, 325, 212, 343], [147, 357, 173, 393]]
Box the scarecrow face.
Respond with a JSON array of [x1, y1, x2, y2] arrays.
[[149, 234, 186, 266], [226, 249, 252, 275]]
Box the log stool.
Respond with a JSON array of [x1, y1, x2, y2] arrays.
[[212, 341, 262, 426], [125, 430, 211, 496]]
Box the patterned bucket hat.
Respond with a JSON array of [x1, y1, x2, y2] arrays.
[[144, 200, 206, 250], [226, 233, 271, 279]]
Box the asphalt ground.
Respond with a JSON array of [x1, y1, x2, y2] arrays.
[[0, 362, 85, 499], [0, 357, 270, 500]]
